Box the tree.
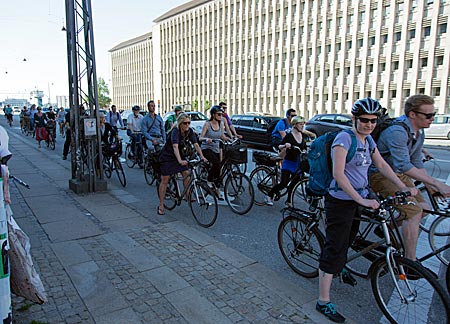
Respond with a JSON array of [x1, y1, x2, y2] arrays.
[[97, 78, 111, 108], [192, 98, 198, 111]]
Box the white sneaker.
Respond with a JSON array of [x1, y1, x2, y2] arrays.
[[264, 196, 273, 206]]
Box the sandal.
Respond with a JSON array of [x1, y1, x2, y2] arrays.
[[157, 206, 165, 215]]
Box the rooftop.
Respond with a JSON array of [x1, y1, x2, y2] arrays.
[[109, 31, 152, 52], [154, 0, 212, 23]]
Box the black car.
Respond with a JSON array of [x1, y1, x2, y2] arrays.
[[305, 113, 352, 137], [231, 114, 281, 149]]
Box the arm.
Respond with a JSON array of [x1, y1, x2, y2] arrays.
[[172, 144, 187, 165], [220, 121, 232, 142], [118, 114, 124, 128], [193, 143, 207, 162], [199, 122, 212, 143], [302, 129, 316, 139]]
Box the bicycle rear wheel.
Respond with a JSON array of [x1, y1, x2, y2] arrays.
[[143, 156, 157, 185], [103, 158, 112, 178], [224, 173, 254, 215], [188, 182, 218, 228], [446, 262, 450, 295], [371, 255, 450, 323], [125, 144, 135, 168], [288, 178, 314, 210], [114, 159, 126, 187], [50, 136, 55, 150], [249, 166, 274, 206], [428, 215, 450, 266], [277, 215, 324, 278]]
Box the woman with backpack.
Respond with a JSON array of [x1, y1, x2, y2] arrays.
[[316, 98, 417, 323], [157, 113, 207, 216]]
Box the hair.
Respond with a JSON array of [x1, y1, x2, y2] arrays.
[[176, 113, 190, 129], [147, 100, 155, 106], [219, 102, 226, 107], [99, 112, 105, 118], [404, 95, 434, 116], [286, 108, 296, 118], [111, 105, 116, 109]]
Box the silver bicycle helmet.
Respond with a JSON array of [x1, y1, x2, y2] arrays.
[[351, 97, 382, 116]]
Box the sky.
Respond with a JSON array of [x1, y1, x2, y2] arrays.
[[0, 0, 186, 104]]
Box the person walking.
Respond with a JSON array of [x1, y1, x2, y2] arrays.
[[34, 107, 48, 148]]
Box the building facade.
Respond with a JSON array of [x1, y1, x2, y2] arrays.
[[111, 0, 450, 118], [109, 32, 154, 110]]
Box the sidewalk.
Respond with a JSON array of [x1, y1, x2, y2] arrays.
[[5, 128, 331, 324]]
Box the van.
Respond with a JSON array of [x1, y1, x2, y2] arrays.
[[425, 114, 450, 140]]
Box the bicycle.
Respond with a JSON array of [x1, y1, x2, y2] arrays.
[[200, 139, 254, 215], [102, 140, 126, 187], [250, 148, 309, 208], [6, 114, 13, 127], [125, 131, 144, 168], [45, 120, 56, 150], [277, 192, 450, 323], [143, 143, 163, 186], [157, 157, 218, 228]]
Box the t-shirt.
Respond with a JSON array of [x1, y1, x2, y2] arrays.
[[159, 127, 198, 162], [272, 118, 291, 140], [329, 131, 375, 200], [165, 114, 177, 133]]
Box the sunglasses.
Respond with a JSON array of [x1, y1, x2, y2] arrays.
[[290, 114, 297, 118], [182, 121, 191, 125], [358, 117, 378, 124], [413, 111, 436, 119]]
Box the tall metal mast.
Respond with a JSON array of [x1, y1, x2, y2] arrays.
[[65, 0, 106, 193]]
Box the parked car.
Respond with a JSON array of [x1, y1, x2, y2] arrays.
[[425, 114, 450, 139], [305, 113, 352, 137], [162, 111, 208, 135], [13, 107, 21, 114], [231, 114, 281, 149], [121, 110, 148, 126]]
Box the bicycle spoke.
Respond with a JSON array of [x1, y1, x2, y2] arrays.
[[189, 182, 218, 227], [224, 173, 254, 215]]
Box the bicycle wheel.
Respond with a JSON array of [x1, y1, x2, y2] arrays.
[[103, 159, 112, 178], [288, 178, 313, 210], [143, 156, 156, 185], [188, 181, 218, 228], [224, 173, 254, 215], [114, 159, 126, 187], [446, 262, 450, 295], [50, 137, 55, 150], [277, 215, 324, 278], [249, 166, 275, 206], [158, 177, 177, 210], [371, 255, 450, 323], [428, 215, 450, 266], [125, 144, 135, 168]]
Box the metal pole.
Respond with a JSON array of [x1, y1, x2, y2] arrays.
[[0, 174, 12, 323]]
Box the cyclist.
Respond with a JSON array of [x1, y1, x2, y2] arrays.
[[370, 94, 450, 262], [19, 106, 27, 130], [141, 100, 165, 152], [34, 107, 48, 148], [106, 104, 124, 131], [46, 106, 57, 140], [4, 105, 13, 125], [22, 106, 31, 132], [127, 105, 144, 166], [271, 108, 296, 149], [99, 112, 119, 158], [199, 105, 231, 197], [317, 97, 416, 323], [218, 102, 241, 139], [264, 116, 313, 206], [165, 105, 183, 134], [158, 113, 207, 216], [63, 104, 87, 160], [57, 107, 66, 136]]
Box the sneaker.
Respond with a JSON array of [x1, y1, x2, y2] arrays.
[[340, 269, 357, 286], [62, 155, 67, 160], [264, 196, 273, 206], [316, 302, 346, 323]]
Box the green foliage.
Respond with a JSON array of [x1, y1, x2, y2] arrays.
[[203, 99, 211, 112], [17, 304, 33, 312], [97, 77, 111, 108], [192, 99, 198, 111]]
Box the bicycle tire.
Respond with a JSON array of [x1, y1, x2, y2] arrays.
[[114, 159, 126, 187], [188, 182, 218, 228], [103, 161, 112, 178], [371, 255, 450, 323], [446, 262, 450, 295], [143, 156, 156, 186], [277, 214, 324, 278], [428, 215, 450, 266], [125, 145, 135, 168], [249, 166, 275, 206], [224, 173, 254, 215], [160, 177, 177, 210], [50, 137, 55, 150], [288, 178, 313, 210]]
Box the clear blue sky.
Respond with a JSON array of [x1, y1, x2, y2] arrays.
[[0, 0, 186, 104]]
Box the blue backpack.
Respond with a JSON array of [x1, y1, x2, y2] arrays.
[[308, 130, 374, 195]]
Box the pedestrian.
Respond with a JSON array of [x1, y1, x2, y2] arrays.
[[34, 107, 48, 148]]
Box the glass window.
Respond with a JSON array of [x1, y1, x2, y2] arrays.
[[335, 115, 352, 126], [424, 26, 431, 37], [439, 23, 447, 34]]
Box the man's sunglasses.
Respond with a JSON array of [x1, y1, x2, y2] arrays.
[[358, 117, 378, 124], [413, 111, 436, 119]]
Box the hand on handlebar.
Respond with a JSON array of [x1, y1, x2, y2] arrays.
[[360, 198, 380, 210], [179, 160, 188, 166]]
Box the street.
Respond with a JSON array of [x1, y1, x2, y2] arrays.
[[6, 118, 450, 323]]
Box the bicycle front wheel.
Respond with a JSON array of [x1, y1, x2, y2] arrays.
[[277, 215, 324, 278], [224, 173, 254, 215], [188, 182, 218, 228], [288, 178, 312, 209], [157, 177, 177, 210], [371, 255, 450, 323], [143, 156, 157, 185], [125, 144, 135, 168], [428, 215, 450, 266], [114, 159, 126, 187], [50, 137, 55, 150], [249, 166, 275, 206]]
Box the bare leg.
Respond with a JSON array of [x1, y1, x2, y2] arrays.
[[318, 270, 333, 302], [402, 212, 422, 260], [158, 175, 169, 212]]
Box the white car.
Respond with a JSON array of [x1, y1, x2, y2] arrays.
[[425, 114, 450, 140], [162, 111, 208, 135]]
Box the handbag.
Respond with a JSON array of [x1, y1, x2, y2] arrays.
[[7, 205, 47, 304]]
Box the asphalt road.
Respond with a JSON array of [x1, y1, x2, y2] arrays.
[[7, 121, 450, 323]]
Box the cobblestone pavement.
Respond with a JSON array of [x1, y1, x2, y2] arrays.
[[5, 125, 323, 323]]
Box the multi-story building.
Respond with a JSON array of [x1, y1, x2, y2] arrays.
[[109, 32, 154, 110], [110, 0, 449, 118]]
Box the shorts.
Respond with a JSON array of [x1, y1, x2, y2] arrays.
[[370, 172, 426, 220]]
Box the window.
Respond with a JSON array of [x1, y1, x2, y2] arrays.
[[368, 64, 373, 72], [409, 29, 415, 39], [346, 40, 352, 50], [424, 26, 431, 37], [406, 59, 413, 69], [392, 61, 399, 70], [390, 89, 397, 97], [439, 23, 447, 34], [380, 63, 386, 71], [433, 87, 440, 96], [436, 56, 444, 66], [358, 39, 364, 47], [395, 32, 401, 42], [369, 36, 375, 46], [421, 58, 428, 67], [382, 34, 388, 44]]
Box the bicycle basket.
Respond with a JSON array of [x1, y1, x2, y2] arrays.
[[224, 143, 247, 164], [252, 151, 277, 167], [109, 142, 123, 156]]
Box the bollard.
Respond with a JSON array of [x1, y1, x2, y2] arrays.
[[0, 176, 11, 323]]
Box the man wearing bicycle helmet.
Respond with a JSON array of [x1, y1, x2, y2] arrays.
[[370, 95, 450, 261], [317, 97, 416, 323]]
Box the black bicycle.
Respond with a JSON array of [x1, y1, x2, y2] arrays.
[[45, 120, 56, 150], [143, 144, 163, 186], [125, 131, 144, 168], [102, 140, 126, 187], [278, 192, 450, 323]]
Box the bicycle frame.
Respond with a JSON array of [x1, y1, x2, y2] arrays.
[[168, 160, 203, 206]]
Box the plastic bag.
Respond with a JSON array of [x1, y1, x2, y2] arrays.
[[7, 205, 47, 304]]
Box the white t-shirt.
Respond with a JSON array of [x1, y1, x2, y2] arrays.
[[128, 113, 143, 132]]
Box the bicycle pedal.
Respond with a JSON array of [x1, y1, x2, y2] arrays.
[[340, 270, 357, 287]]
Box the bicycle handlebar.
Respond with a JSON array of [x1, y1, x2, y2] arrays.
[[9, 175, 30, 189]]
